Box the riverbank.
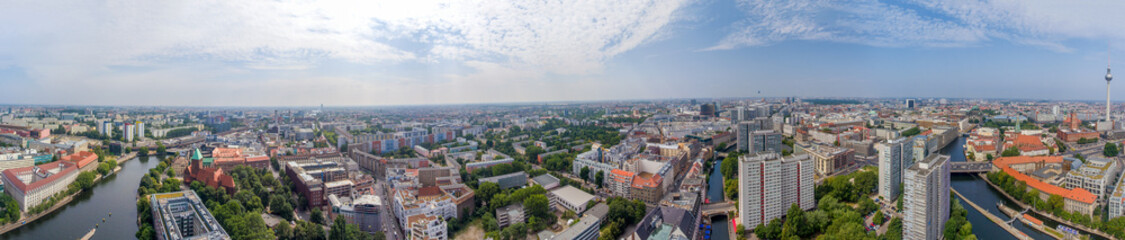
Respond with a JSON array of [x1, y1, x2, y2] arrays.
[[951, 188, 1034, 240], [998, 204, 1066, 239], [0, 157, 129, 235], [981, 174, 1115, 239]]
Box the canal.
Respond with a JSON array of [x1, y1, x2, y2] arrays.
[[941, 136, 1055, 240], [1, 156, 160, 240], [707, 159, 731, 240]]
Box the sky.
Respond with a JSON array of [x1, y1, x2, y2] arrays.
[[2, 0, 1125, 107]]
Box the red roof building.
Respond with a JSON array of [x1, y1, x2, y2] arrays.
[[0, 161, 79, 211], [992, 156, 1097, 215], [61, 151, 98, 171], [209, 147, 271, 170], [184, 149, 236, 194]]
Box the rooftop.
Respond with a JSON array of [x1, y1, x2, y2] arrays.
[[551, 186, 595, 208], [993, 156, 1097, 204]]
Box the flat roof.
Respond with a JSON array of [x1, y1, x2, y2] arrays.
[[551, 186, 594, 207]]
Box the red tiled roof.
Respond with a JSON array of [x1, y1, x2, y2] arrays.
[[418, 186, 442, 197], [62, 151, 98, 169], [1, 161, 77, 193], [631, 172, 662, 188], [993, 156, 1096, 204]]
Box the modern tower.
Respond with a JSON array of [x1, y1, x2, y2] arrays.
[[878, 137, 914, 201], [903, 154, 951, 240], [1108, 49, 1114, 124], [738, 152, 814, 229]]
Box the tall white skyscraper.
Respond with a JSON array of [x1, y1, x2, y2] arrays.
[[136, 121, 145, 139], [738, 152, 814, 229], [903, 154, 950, 240], [878, 137, 914, 200], [124, 124, 135, 142]]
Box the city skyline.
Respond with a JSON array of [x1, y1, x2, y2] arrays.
[[3, 0, 1125, 106]]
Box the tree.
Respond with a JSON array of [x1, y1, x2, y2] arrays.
[[873, 211, 885, 225], [477, 181, 501, 205], [781, 204, 811, 238], [275, 222, 294, 240], [329, 216, 351, 240], [1048, 194, 1065, 212], [271, 194, 295, 221], [1106, 143, 1120, 157], [76, 171, 96, 190], [595, 171, 605, 187], [580, 166, 591, 181], [524, 194, 551, 219], [1001, 146, 1021, 157], [721, 153, 739, 179], [311, 208, 325, 224], [296, 220, 327, 240]]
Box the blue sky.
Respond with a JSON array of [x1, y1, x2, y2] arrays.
[[1, 0, 1123, 106]]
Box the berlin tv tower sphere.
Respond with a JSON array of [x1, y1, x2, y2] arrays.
[[1108, 69, 1114, 82]]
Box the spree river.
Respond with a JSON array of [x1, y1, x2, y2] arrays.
[[1, 156, 159, 240], [942, 136, 1063, 240]]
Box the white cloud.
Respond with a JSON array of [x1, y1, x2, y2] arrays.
[[0, 0, 694, 105], [708, 0, 1125, 51]]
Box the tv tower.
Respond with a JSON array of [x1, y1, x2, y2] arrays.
[[1107, 46, 1114, 125]]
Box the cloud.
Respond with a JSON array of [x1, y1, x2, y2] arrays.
[[0, 0, 694, 105], [707, 0, 1125, 51]]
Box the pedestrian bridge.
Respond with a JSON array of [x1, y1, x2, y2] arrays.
[[701, 201, 736, 217], [950, 161, 992, 173]]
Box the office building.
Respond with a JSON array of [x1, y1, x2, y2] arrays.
[[149, 191, 230, 240], [736, 118, 774, 152], [328, 194, 383, 233], [549, 186, 595, 213], [902, 154, 950, 240], [286, 160, 350, 208], [877, 137, 914, 201], [1, 161, 79, 211], [407, 213, 447, 240], [543, 215, 602, 240], [478, 172, 528, 190], [738, 152, 814, 229], [993, 156, 1098, 216], [60, 151, 98, 172], [1108, 173, 1125, 219], [700, 104, 715, 117], [1065, 157, 1121, 201], [531, 174, 561, 190], [495, 203, 525, 228], [804, 143, 855, 176]]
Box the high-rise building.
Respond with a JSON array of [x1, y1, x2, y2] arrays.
[[877, 137, 914, 200], [903, 154, 950, 240], [123, 123, 135, 142], [737, 118, 779, 153], [700, 104, 715, 117], [136, 121, 145, 139], [905, 99, 916, 109], [738, 152, 814, 229]]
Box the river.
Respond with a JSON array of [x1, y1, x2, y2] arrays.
[[1, 156, 159, 240], [941, 136, 1059, 240], [707, 159, 731, 240]]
